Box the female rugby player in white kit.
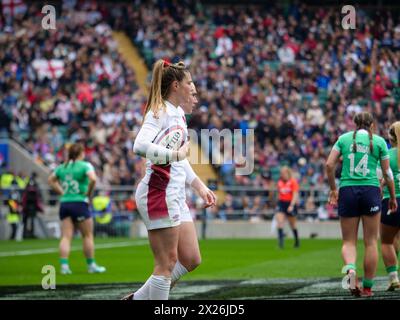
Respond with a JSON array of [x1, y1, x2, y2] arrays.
[[122, 59, 217, 300]]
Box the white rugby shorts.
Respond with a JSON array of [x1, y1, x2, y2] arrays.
[[135, 182, 192, 230]]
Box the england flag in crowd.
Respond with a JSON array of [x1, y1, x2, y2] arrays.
[[1, 0, 27, 17], [32, 59, 65, 80]]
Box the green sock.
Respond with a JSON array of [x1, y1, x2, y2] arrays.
[[86, 258, 95, 265], [60, 258, 69, 266], [363, 278, 374, 289], [342, 263, 356, 274], [386, 265, 398, 274]]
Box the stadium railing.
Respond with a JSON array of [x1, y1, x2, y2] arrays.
[[0, 183, 336, 239], [0, 184, 330, 219]]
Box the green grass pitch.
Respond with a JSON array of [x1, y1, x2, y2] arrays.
[[0, 238, 398, 299], [0, 238, 348, 285]]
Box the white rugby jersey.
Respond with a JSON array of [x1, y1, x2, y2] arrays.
[[133, 100, 197, 190]]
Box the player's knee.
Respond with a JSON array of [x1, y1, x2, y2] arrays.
[[381, 237, 394, 245], [61, 234, 73, 241], [363, 237, 378, 247], [342, 238, 357, 245], [81, 231, 93, 239], [81, 234, 92, 241], [381, 240, 391, 247]]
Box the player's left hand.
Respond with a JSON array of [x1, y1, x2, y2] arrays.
[[86, 192, 94, 202], [389, 197, 398, 213], [199, 187, 217, 208]]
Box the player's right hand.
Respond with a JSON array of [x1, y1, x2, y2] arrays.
[[328, 190, 338, 206], [177, 141, 190, 161]]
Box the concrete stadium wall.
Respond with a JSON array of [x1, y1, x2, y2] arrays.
[[0, 218, 7, 240], [0, 210, 59, 240], [198, 220, 343, 239], [131, 220, 352, 239], [1, 216, 349, 240], [6, 139, 50, 182]]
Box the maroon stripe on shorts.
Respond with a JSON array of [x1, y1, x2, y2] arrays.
[[147, 165, 171, 220]]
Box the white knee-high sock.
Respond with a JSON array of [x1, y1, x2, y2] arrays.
[[149, 275, 171, 300], [171, 261, 188, 283], [133, 276, 152, 300], [389, 271, 399, 283]]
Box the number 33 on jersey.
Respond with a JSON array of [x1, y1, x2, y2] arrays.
[[54, 161, 95, 203]]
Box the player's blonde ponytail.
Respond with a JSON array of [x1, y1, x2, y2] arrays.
[[144, 60, 165, 119], [389, 121, 400, 168], [143, 59, 189, 119]]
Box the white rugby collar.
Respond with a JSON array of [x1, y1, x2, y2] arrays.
[[164, 100, 181, 116]]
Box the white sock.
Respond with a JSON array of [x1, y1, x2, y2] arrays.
[[171, 261, 188, 283], [133, 276, 152, 300], [389, 271, 399, 283], [149, 275, 171, 300]]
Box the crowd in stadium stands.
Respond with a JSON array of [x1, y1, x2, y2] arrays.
[[1, 1, 400, 221], [0, 1, 148, 190], [111, 0, 400, 217]]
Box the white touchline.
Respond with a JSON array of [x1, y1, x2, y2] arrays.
[[0, 241, 148, 257]]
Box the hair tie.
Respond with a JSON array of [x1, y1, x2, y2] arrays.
[[163, 60, 171, 68]]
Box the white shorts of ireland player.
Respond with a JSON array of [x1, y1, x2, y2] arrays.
[[136, 181, 186, 230]]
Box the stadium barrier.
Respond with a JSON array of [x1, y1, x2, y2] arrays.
[[0, 216, 360, 240], [0, 184, 340, 240], [0, 184, 331, 215]]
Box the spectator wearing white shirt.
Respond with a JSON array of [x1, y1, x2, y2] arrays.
[[278, 45, 295, 64]]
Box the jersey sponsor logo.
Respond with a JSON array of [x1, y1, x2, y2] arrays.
[[280, 187, 291, 194], [348, 144, 370, 154]]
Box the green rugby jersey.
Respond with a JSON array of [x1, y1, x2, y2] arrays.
[[382, 148, 400, 199], [54, 160, 95, 203], [333, 130, 389, 188]]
